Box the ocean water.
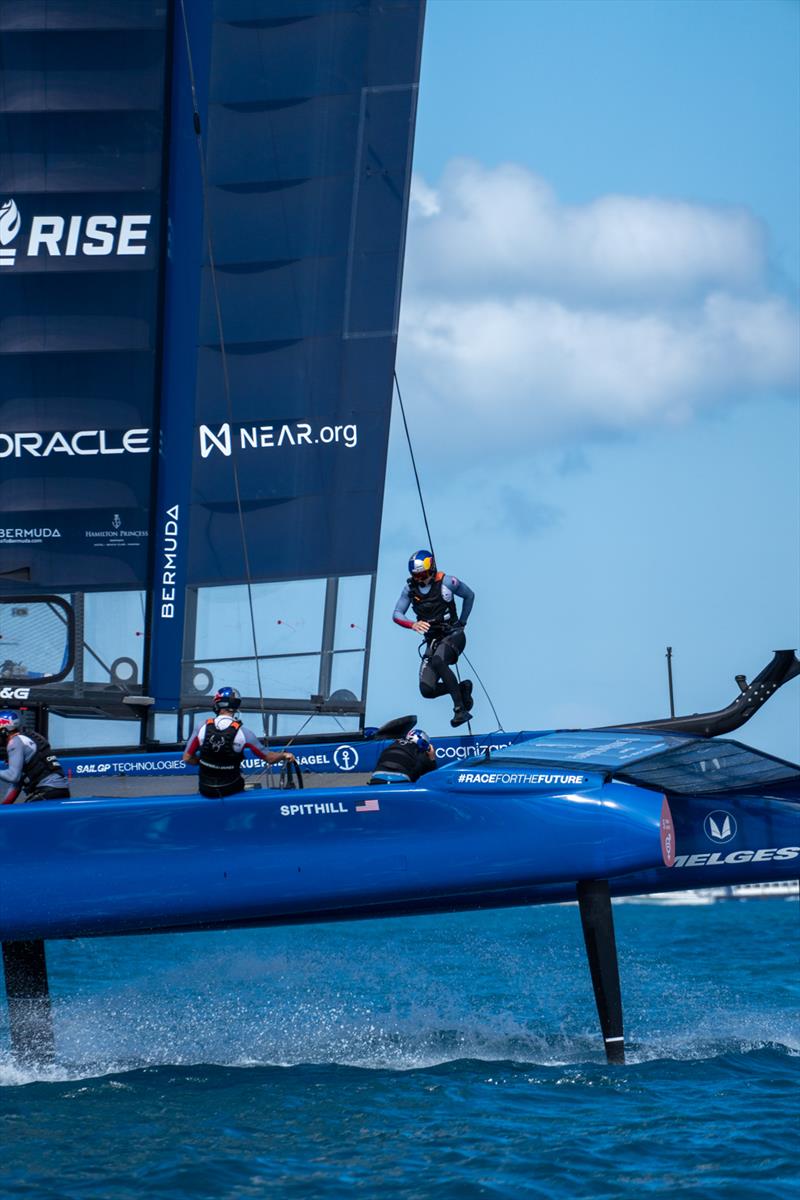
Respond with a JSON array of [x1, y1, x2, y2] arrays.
[[1, 899, 797, 1199]]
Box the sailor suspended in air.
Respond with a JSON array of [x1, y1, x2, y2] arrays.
[[183, 687, 296, 798], [0, 710, 71, 804], [393, 550, 475, 727]]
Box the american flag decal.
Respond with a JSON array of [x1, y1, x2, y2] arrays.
[[355, 797, 380, 813]]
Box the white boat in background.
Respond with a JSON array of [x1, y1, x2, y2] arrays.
[[618, 880, 798, 905], [723, 879, 798, 900]]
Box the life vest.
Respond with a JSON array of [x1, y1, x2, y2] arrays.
[[409, 572, 457, 631], [20, 732, 65, 792], [198, 718, 243, 791], [373, 738, 434, 783]]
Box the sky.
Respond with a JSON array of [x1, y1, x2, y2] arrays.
[[368, 0, 800, 760]]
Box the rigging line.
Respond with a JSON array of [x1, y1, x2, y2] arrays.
[[255, 711, 316, 788], [393, 370, 435, 558], [462, 652, 504, 731], [178, 0, 269, 741], [453, 659, 473, 736], [262, 697, 348, 778], [280, 711, 316, 751], [394, 370, 506, 731]]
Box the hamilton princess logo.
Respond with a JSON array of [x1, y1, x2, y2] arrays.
[[85, 512, 147, 547], [704, 810, 738, 844]]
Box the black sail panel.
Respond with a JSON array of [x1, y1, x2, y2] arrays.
[[147, 1, 426, 735], [0, 2, 426, 744], [0, 7, 170, 591]]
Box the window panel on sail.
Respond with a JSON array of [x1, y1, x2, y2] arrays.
[[193, 580, 327, 662], [150, 712, 182, 747], [189, 654, 323, 709], [333, 576, 371, 652], [329, 652, 366, 705], [80, 592, 145, 687], [273, 713, 362, 741], [0, 598, 72, 684], [47, 714, 141, 753]]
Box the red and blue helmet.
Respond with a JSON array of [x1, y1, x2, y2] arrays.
[[213, 686, 241, 714], [408, 550, 435, 582], [407, 727, 431, 753], [0, 710, 21, 736]]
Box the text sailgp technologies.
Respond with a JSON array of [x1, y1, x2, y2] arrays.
[[62, 737, 519, 778]]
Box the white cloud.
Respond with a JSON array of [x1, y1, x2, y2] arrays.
[[406, 159, 767, 302], [399, 161, 799, 447]]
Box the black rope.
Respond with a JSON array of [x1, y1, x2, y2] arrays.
[[393, 371, 505, 732], [178, 1, 269, 741], [394, 370, 435, 559], [463, 652, 504, 731]]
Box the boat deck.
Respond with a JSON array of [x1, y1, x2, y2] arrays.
[[67, 772, 372, 798]]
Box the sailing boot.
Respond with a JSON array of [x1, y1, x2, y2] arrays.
[[459, 680, 474, 711], [451, 706, 471, 728]]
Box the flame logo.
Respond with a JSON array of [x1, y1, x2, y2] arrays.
[[0, 199, 21, 246]]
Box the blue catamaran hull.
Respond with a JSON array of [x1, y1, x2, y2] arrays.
[[0, 773, 670, 942], [2, 749, 797, 945], [2, 717, 798, 1067]]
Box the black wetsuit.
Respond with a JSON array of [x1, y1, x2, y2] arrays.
[[369, 737, 438, 784], [392, 572, 474, 711]]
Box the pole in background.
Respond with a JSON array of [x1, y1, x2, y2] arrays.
[[666, 646, 675, 718]]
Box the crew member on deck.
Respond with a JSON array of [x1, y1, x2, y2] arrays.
[[183, 687, 296, 798], [0, 710, 71, 804], [393, 550, 475, 727], [369, 728, 438, 785]]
